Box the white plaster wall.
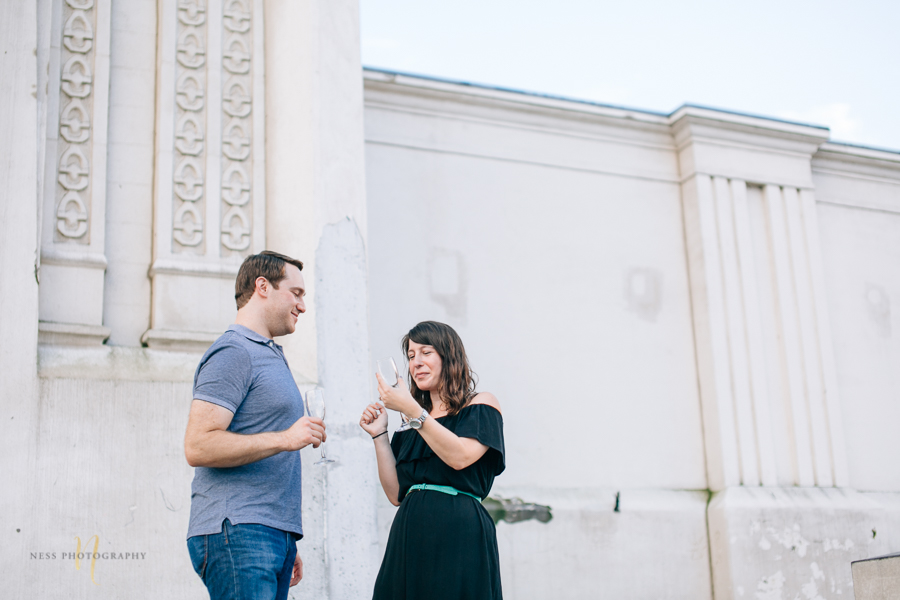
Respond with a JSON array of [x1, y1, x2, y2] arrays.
[[25, 378, 201, 597], [495, 488, 711, 600], [813, 151, 900, 493], [10, 356, 343, 599], [364, 74, 709, 599], [364, 78, 707, 492], [363, 74, 900, 599]]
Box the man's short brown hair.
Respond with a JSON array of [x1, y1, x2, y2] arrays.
[[235, 251, 304, 309]]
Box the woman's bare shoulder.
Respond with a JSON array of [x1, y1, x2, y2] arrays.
[[469, 392, 501, 414]]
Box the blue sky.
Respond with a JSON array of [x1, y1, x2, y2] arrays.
[[360, 0, 900, 151]]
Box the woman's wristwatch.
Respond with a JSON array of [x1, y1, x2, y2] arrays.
[[408, 407, 430, 430]]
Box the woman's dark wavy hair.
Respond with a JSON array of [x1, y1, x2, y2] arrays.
[[402, 321, 478, 416]]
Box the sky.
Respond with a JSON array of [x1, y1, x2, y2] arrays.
[[360, 0, 900, 151]]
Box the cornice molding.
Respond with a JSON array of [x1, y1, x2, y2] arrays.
[[813, 142, 900, 183]]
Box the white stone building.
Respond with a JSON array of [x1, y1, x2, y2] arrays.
[[2, 1, 899, 598]]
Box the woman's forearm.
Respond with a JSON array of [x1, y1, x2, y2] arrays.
[[373, 435, 401, 505], [416, 418, 488, 471]]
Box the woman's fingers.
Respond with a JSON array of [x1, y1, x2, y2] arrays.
[[360, 403, 386, 428], [361, 405, 376, 423], [375, 372, 387, 391]]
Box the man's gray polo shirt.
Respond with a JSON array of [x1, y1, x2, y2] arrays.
[[187, 324, 305, 539]]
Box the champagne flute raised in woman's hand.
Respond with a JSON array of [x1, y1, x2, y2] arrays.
[[304, 388, 335, 465], [376, 357, 409, 432]]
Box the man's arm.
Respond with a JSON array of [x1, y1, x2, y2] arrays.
[[184, 399, 325, 468]]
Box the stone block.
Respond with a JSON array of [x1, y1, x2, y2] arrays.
[[852, 554, 900, 600], [708, 487, 894, 600], [38, 262, 106, 328], [491, 488, 712, 600]]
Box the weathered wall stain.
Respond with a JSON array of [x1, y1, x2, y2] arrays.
[[428, 248, 467, 322], [624, 268, 662, 322], [865, 283, 891, 338]]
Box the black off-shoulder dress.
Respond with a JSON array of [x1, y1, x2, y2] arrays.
[[373, 403, 506, 600]]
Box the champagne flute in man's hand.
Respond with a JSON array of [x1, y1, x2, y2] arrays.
[[304, 388, 335, 465]]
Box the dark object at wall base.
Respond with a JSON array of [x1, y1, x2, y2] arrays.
[[482, 496, 553, 525]]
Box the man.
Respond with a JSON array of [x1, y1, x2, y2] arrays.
[[184, 251, 326, 600]]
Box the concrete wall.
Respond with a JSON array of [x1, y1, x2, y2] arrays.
[[1, 2, 41, 597], [364, 75, 707, 492], [363, 70, 900, 599], [812, 144, 900, 493], [364, 71, 713, 599]]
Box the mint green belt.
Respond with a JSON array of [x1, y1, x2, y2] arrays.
[[407, 483, 481, 502]]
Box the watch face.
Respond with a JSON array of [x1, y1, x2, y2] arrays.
[[409, 416, 423, 429]]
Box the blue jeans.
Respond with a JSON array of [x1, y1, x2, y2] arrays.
[[187, 519, 298, 600]]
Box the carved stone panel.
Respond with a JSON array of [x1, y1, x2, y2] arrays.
[[145, 0, 265, 351], [39, 0, 111, 344], [54, 0, 98, 243], [172, 0, 208, 254], [220, 0, 253, 257]]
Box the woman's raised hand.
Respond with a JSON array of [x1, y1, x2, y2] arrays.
[[359, 402, 388, 437]]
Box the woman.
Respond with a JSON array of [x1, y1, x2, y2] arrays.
[[359, 321, 505, 600]]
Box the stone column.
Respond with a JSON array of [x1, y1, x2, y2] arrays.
[[673, 106, 868, 600], [101, 0, 158, 347], [1, 1, 41, 595], [38, 0, 113, 345], [265, 0, 379, 597], [143, 0, 267, 352]]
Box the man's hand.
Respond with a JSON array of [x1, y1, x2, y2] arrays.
[[281, 416, 326, 451], [290, 554, 303, 586], [185, 400, 326, 468]]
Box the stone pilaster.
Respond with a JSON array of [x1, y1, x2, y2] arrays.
[[143, 0, 267, 352], [1, 2, 42, 596], [264, 0, 378, 595], [39, 0, 112, 346], [674, 107, 847, 491], [673, 106, 853, 600]]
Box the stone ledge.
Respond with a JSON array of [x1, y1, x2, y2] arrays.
[[140, 328, 219, 353], [38, 344, 200, 382], [38, 321, 111, 346]]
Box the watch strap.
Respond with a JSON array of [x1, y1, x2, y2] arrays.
[[409, 407, 429, 429]]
